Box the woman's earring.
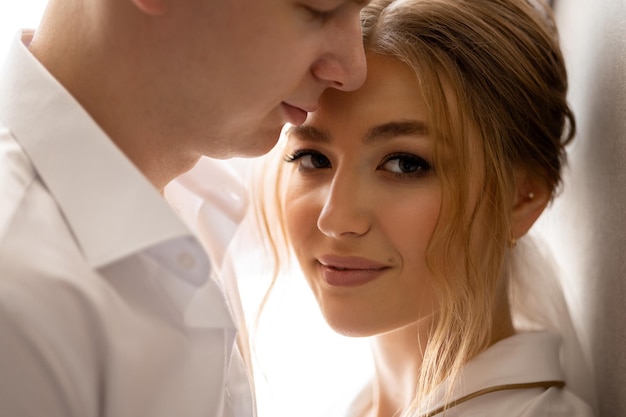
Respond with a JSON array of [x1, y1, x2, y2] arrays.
[[527, 191, 535, 200]]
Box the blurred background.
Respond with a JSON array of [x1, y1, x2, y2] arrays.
[[0, 2, 47, 58]]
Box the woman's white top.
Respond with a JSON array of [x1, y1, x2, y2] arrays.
[[346, 331, 595, 417]]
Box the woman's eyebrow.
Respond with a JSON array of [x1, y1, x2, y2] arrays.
[[286, 124, 331, 143], [287, 120, 428, 144], [364, 121, 429, 144]]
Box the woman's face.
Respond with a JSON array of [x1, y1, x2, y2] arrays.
[[283, 54, 442, 336]]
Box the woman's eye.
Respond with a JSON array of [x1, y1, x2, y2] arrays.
[[285, 150, 332, 170], [379, 153, 431, 177]]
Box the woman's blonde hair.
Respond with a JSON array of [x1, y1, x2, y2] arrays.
[[254, 0, 574, 413]]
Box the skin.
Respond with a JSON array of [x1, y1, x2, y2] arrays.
[[283, 53, 539, 417], [28, 0, 369, 190], [284, 54, 440, 339]]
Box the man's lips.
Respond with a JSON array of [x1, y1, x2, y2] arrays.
[[281, 102, 317, 125]]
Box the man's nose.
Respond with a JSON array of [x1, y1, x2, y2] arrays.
[[310, 15, 367, 92]]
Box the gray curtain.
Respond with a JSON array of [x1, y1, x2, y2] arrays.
[[540, 1, 626, 416]]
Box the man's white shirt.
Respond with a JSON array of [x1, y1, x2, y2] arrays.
[[0, 30, 253, 417]]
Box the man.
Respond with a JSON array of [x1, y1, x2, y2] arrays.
[[0, 0, 368, 415]]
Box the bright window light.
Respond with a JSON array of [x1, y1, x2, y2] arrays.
[[0, 2, 47, 58]]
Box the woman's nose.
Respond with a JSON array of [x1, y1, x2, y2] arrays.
[[316, 175, 371, 239]]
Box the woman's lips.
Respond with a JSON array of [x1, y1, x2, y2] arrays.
[[316, 256, 391, 287], [281, 103, 308, 125]]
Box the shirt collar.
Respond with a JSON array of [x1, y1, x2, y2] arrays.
[[0, 30, 238, 329], [0, 30, 193, 271], [421, 331, 565, 415]]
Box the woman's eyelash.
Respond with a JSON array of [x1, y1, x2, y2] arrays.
[[285, 149, 332, 170], [285, 149, 431, 177], [379, 152, 432, 176], [284, 149, 313, 163], [381, 152, 431, 166]]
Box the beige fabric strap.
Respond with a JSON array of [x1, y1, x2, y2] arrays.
[[420, 380, 566, 417]]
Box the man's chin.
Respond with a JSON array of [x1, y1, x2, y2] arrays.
[[207, 127, 283, 159]]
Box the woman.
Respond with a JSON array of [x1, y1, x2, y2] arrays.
[[254, 0, 596, 415]]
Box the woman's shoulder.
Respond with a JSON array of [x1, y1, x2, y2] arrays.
[[450, 384, 595, 417], [427, 331, 596, 416], [342, 332, 596, 417]]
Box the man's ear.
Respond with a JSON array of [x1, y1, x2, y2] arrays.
[[130, 0, 167, 16], [510, 169, 551, 240]]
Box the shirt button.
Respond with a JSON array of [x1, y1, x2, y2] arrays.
[[177, 252, 197, 270]]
